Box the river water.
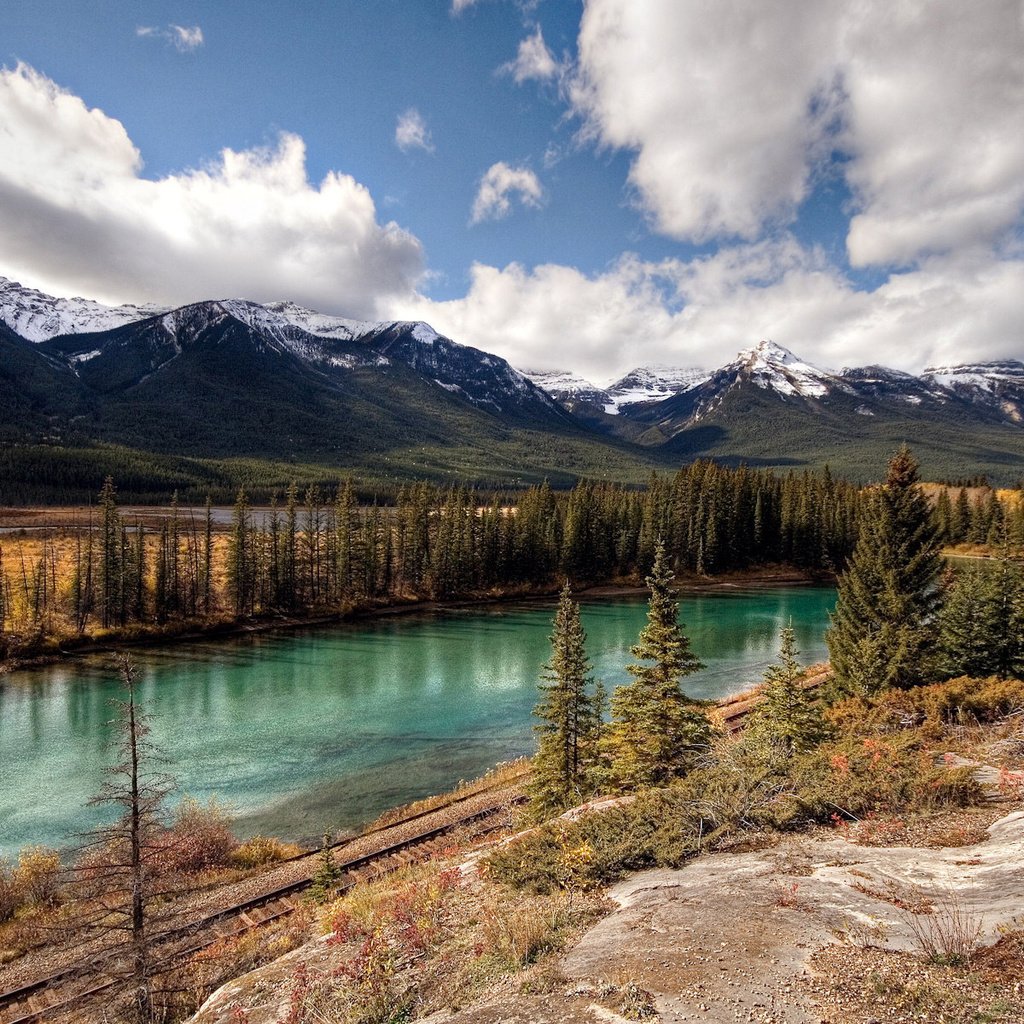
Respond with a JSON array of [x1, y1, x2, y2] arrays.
[[0, 585, 835, 856]]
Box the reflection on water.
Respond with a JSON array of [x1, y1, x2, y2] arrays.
[[0, 587, 834, 855]]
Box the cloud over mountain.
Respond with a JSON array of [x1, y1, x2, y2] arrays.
[[0, 64, 423, 318], [570, 0, 1024, 267]]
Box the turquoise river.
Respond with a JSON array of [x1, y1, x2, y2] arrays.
[[0, 585, 835, 857]]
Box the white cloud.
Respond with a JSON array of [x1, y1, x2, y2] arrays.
[[500, 27, 560, 83], [398, 240, 1024, 382], [394, 108, 434, 153], [839, 1, 1024, 267], [570, 0, 1024, 267], [570, 0, 840, 242], [450, 0, 480, 14], [136, 24, 204, 52], [470, 162, 543, 224], [0, 64, 423, 316]]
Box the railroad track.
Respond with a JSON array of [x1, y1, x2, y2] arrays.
[[0, 795, 525, 1024], [0, 673, 837, 1024]]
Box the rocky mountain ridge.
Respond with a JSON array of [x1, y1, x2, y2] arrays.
[[2, 276, 1023, 486]]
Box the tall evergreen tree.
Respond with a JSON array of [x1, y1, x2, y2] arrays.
[[747, 626, 825, 753], [528, 582, 603, 816], [607, 540, 712, 789], [938, 557, 1024, 679], [98, 476, 123, 629], [826, 446, 943, 696]]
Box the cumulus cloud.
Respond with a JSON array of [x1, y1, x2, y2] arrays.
[[570, 0, 1024, 267], [450, 0, 480, 14], [570, 0, 841, 242], [0, 64, 423, 316], [500, 27, 560, 83], [399, 240, 1024, 382], [394, 108, 434, 153], [470, 162, 543, 223], [839, 1, 1024, 267], [137, 24, 204, 52]]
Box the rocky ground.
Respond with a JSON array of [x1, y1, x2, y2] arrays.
[[190, 804, 1023, 1024]]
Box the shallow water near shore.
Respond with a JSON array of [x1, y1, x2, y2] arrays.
[[0, 586, 835, 856]]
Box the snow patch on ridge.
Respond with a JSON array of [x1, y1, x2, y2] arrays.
[[603, 365, 710, 414], [738, 339, 832, 399], [0, 276, 164, 342]]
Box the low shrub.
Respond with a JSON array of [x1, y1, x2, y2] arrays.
[[230, 835, 301, 868], [827, 677, 1024, 737], [155, 796, 237, 874], [11, 847, 62, 908], [792, 734, 982, 821], [0, 860, 17, 922]]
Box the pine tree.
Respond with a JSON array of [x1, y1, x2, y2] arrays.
[[826, 446, 943, 697], [308, 831, 342, 902], [227, 488, 253, 616], [529, 583, 602, 816], [606, 540, 712, 789], [747, 626, 825, 753], [98, 477, 123, 629]]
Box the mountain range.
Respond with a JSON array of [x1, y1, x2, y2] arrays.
[[1, 275, 1022, 499]]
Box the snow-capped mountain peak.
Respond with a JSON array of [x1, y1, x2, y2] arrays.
[[0, 276, 165, 342], [520, 369, 611, 408], [261, 300, 379, 341], [922, 361, 1024, 393], [603, 364, 710, 414], [734, 339, 833, 399]]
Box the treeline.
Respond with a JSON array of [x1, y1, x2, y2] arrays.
[[933, 485, 1024, 546], [4, 460, 1023, 647], [0, 462, 863, 642]]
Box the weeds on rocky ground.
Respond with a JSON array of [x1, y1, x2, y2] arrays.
[[812, 929, 1024, 1024], [900, 888, 985, 966], [260, 859, 605, 1024]]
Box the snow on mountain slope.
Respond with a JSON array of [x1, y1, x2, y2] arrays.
[[923, 361, 1024, 393], [735, 339, 838, 399], [0, 276, 164, 342], [262, 300, 380, 341], [521, 369, 612, 407], [604, 365, 710, 413]]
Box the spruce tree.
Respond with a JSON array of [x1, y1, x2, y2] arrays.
[[98, 476, 123, 629], [938, 558, 1024, 679], [747, 626, 825, 753], [529, 583, 602, 816], [607, 540, 711, 789], [826, 446, 942, 696]]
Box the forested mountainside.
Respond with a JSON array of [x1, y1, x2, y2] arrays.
[[2, 277, 1024, 498]]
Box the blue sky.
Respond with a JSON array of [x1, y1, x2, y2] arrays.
[[1, 1, 1021, 381]]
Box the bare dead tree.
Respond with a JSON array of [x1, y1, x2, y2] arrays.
[[76, 654, 175, 1022]]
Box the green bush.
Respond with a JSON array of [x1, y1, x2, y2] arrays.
[[791, 733, 981, 820]]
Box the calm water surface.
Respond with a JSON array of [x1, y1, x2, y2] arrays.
[[0, 586, 834, 855]]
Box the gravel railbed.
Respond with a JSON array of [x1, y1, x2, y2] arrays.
[[0, 782, 526, 998]]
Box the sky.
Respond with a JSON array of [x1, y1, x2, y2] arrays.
[[0, 0, 1022, 383]]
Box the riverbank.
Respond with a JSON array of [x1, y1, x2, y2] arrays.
[[0, 584, 839, 856], [0, 565, 829, 675]]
